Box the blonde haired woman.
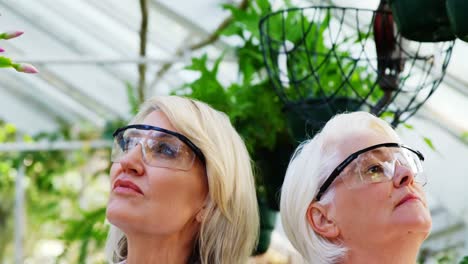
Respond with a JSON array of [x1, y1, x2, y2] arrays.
[[105, 96, 259, 264]]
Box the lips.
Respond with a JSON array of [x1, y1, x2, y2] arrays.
[[396, 193, 421, 207], [113, 179, 143, 195]]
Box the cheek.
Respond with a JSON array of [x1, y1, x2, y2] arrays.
[[334, 184, 392, 226], [144, 169, 208, 225], [149, 162, 207, 204], [148, 173, 206, 208]]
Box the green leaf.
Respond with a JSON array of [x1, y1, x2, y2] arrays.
[[403, 123, 414, 130], [78, 239, 90, 264], [461, 132, 468, 144], [221, 3, 238, 13], [212, 52, 225, 75], [380, 111, 395, 120], [185, 54, 209, 73], [221, 0, 271, 40], [423, 137, 436, 151], [221, 4, 250, 35], [177, 54, 229, 113], [221, 22, 242, 37]]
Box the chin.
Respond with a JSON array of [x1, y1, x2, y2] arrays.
[[106, 199, 140, 229], [393, 204, 432, 236]]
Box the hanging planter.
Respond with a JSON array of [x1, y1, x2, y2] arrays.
[[260, 6, 454, 128], [389, 0, 455, 42], [446, 0, 468, 42]]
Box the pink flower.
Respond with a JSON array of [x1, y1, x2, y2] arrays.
[[0, 47, 4, 52], [13, 63, 39, 74], [0, 31, 24, 40]]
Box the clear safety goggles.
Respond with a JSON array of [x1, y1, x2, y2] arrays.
[[111, 125, 205, 171], [316, 143, 425, 200]]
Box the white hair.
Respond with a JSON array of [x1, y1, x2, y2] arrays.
[[280, 111, 398, 264]]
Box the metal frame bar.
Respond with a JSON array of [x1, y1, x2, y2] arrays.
[[0, 140, 112, 153], [15, 56, 234, 65]]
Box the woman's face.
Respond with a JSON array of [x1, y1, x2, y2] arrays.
[[329, 130, 432, 247], [106, 110, 208, 237]]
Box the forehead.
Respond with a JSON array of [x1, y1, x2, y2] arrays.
[[336, 128, 400, 161], [141, 110, 177, 132]]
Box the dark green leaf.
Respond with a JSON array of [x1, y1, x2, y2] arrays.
[[459, 256, 468, 264]]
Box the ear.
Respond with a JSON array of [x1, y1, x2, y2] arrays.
[[306, 202, 340, 239]]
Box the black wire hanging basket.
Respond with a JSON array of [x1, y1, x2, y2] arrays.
[[259, 5, 455, 129]]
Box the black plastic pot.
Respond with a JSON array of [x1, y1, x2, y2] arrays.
[[446, 0, 468, 42], [254, 200, 278, 255], [390, 0, 455, 42], [254, 132, 296, 211], [287, 97, 362, 143]]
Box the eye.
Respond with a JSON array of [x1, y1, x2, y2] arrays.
[[120, 136, 135, 150], [152, 141, 179, 158], [368, 164, 383, 174], [116, 136, 125, 150], [365, 164, 385, 182], [117, 135, 129, 150]]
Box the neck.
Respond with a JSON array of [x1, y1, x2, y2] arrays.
[[125, 232, 197, 264], [341, 235, 424, 264]]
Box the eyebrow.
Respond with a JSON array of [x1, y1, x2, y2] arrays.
[[146, 131, 185, 146], [149, 131, 174, 139], [125, 129, 144, 137], [126, 129, 172, 138], [342, 148, 392, 172], [364, 148, 394, 159]]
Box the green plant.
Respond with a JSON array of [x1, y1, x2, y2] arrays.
[[460, 256, 468, 264], [259, 8, 382, 103], [174, 0, 380, 211], [174, 50, 291, 211], [0, 120, 110, 263]]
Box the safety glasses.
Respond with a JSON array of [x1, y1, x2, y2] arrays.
[[111, 125, 205, 171], [316, 143, 425, 200]]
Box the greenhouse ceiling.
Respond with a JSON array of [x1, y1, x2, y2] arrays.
[[1, 0, 467, 257], [1, 0, 467, 135]]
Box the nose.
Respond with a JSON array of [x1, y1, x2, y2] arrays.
[[118, 142, 145, 176], [392, 162, 415, 188]]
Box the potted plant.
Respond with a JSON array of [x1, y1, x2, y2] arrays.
[[446, 0, 468, 42], [389, 0, 455, 42]]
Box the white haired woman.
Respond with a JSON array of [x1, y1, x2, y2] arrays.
[[280, 111, 431, 264], [105, 96, 259, 264]]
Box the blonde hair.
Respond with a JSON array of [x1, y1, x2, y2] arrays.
[[105, 96, 259, 264], [280, 111, 399, 264]]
